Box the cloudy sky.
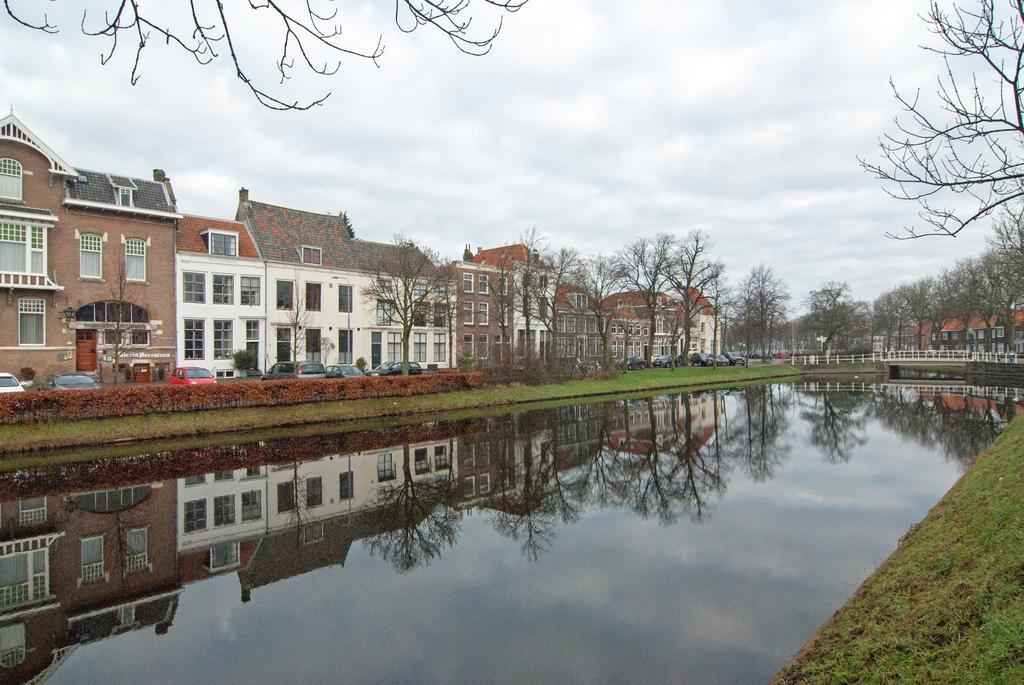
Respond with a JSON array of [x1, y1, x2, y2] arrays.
[[0, 0, 994, 304]]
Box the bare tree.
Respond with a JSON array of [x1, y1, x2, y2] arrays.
[[861, 1, 1024, 238], [668, 230, 722, 366], [873, 288, 909, 350], [703, 272, 731, 364], [282, 284, 314, 363], [489, 260, 517, 367], [107, 256, 140, 385], [434, 262, 460, 369], [535, 246, 580, 365], [362, 235, 445, 375], [614, 233, 677, 364], [899, 278, 938, 351], [804, 281, 866, 353], [979, 248, 1024, 349], [734, 265, 790, 355], [5, 1, 529, 110], [513, 228, 547, 370], [577, 254, 622, 371]]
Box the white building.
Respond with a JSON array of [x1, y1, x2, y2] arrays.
[[236, 190, 453, 370], [175, 215, 266, 377]]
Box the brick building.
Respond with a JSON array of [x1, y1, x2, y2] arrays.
[[0, 479, 180, 682], [0, 113, 179, 382]]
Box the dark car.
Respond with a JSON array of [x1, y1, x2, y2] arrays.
[[689, 353, 713, 367], [723, 352, 747, 366], [38, 373, 101, 391], [371, 361, 423, 376], [261, 361, 326, 380], [624, 356, 647, 370], [714, 354, 731, 366], [325, 364, 365, 378], [651, 354, 674, 368]]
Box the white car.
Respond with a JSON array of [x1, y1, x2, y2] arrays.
[[0, 373, 25, 393]]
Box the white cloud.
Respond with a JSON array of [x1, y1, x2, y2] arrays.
[[0, 0, 993, 304]]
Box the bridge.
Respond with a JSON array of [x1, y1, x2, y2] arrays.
[[788, 350, 1022, 366]]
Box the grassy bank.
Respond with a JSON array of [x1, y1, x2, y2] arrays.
[[774, 416, 1024, 684], [0, 365, 800, 454]]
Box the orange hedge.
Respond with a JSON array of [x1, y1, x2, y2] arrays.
[[0, 372, 485, 424]]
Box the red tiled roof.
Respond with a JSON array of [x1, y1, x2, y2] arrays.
[[178, 215, 260, 259], [940, 315, 998, 333], [472, 244, 529, 267]]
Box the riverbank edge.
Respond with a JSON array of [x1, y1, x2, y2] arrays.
[[773, 414, 1024, 684], [0, 366, 802, 455]]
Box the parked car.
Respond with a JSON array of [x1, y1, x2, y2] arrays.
[[772, 352, 792, 361], [37, 373, 101, 391], [326, 364, 366, 378], [723, 352, 747, 366], [370, 361, 423, 376], [623, 356, 647, 370], [651, 354, 674, 368], [0, 373, 25, 393], [169, 367, 217, 385], [689, 352, 713, 367], [714, 354, 731, 366], [261, 361, 327, 380]]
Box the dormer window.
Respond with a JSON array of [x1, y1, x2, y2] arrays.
[[302, 246, 322, 265], [0, 158, 22, 201], [207, 231, 237, 257], [117, 187, 133, 207]]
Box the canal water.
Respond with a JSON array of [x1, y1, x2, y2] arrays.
[[0, 382, 1019, 684]]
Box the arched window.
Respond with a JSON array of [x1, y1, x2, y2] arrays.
[[74, 301, 150, 324], [0, 159, 22, 201], [80, 233, 102, 278], [125, 238, 146, 281]]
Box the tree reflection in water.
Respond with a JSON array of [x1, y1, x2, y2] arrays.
[[361, 382, 1019, 565]]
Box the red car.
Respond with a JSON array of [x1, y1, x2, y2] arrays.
[[169, 367, 217, 385], [772, 352, 792, 360]]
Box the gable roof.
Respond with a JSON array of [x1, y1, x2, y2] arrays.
[[178, 215, 261, 259], [0, 112, 78, 176], [237, 199, 416, 272], [472, 243, 530, 267], [66, 169, 177, 214]]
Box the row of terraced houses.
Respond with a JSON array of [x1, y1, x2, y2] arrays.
[[0, 114, 719, 382]]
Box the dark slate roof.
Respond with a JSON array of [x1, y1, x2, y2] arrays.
[[238, 200, 415, 273], [66, 169, 175, 213], [0, 202, 55, 217]]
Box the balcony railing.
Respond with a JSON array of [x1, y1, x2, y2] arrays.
[[0, 583, 29, 609], [0, 646, 25, 668], [19, 507, 46, 526], [124, 553, 148, 574], [0, 271, 62, 291], [81, 562, 104, 584]]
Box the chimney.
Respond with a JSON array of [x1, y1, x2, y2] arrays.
[[153, 168, 176, 209], [239, 187, 249, 204]]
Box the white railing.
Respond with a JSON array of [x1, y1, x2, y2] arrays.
[[790, 349, 1023, 366], [124, 553, 147, 574], [81, 562, 104, 584], [794, 380, 1023, 402]]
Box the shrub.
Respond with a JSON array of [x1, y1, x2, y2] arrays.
[[355, 357, 367, 371], [19, 367, 35, 382], [232, 349, 257, 371], [0, 372, 485, 425]]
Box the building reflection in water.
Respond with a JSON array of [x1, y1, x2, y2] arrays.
[[0, 382, 1017, 683]]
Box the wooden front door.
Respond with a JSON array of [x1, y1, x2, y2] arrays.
[[132, 364, 151, 383], [76, 330, 97, 372]]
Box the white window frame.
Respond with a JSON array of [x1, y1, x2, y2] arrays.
[[124, 238, 146, 282], [463, 273, 474, 293], [81, 536, 105, 584], [240, 276, 260, 306], [117, 186, 134, 207], [78, 233, 103, 279], [183, 271, 205, 303], [17, 298, 44, 346], [301, 245, 322, 265], [209, 541, 240, 571], [0, 158, 22, 201], [477, 302, 489, 326], [212, 274, 235, 305]]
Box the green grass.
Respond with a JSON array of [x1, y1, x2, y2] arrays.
[[774, 415, 1024, 684], [0, 365, 800, 455]]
